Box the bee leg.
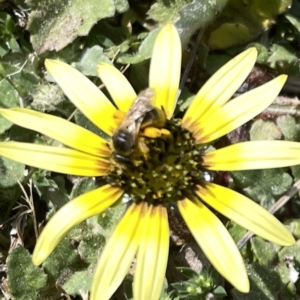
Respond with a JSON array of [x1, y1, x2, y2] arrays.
[[112, 152, 133, 167], [106, 142, 112, 150], [137, 138, 150, 160], [141, 127, 171, 138]]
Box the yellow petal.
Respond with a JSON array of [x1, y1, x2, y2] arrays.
[[32, 185, 123, 265], [183, 48, 257, 130], [177, 198, 249, 293], [193, 75, 287, 143], [149, 24, 181, 119], [0, 142, 109, 176], [45, 59, 117, 136], [196, 183, 295, 245], [203, 141, 300, 171], [98, 62, 137, 112], [134, 205, 169, 300], [0, 108, 110, 157], [91, 202, 145, 300]]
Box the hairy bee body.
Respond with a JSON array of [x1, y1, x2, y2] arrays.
[[112, 88, 166, 164]]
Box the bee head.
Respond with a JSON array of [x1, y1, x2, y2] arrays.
[[112, 129, 135, 154]]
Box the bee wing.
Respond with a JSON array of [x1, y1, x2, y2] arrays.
[[117, 88, 155, 133]]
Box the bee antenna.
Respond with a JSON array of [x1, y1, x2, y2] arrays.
[[106, 142, 112, 150], [161, 105, 167, 117]]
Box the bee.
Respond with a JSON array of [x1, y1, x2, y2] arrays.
[[112, 88, 166, 164]]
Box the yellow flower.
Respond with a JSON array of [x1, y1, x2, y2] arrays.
[[0, 24, 297, 299]]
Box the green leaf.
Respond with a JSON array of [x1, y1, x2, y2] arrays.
[[113, 0, 129, 13], [231, 169, 293, 208], [0, 12, 15, 36], [226, 221, 251, 257], [78, 234, 105, 264], [227, 222, 248, 244], [268, 43, 299, 74], [0, 12, 10, 23], [278, 244, 300, 268], [149, 0, 228, 49], [0, 79, 18, 133], [158, 278, 170, 300], [207, 23, 252, 50], [0, 157, 25, 188], [276, 115, 300, 141], [76, 205, 126, 243], [205, 54, 232, 75], [212, 285, 227, 296], [285, 219, 300, 240], [176, 267, 199, 279], [63, 269, 93, 296], [7, 247, 47, 300], [39, 175, 69, 210], [73, 45, 111, 76], [250, 119, 282, 141], [32, 169, 69, 210], [70, 177, 97, 199], [251, 0, 292, 18], [171, 281, 190, 296], [277, 262, 299, 298], [0, 60, 40, 132], [175, 0, 228, 48], [285, 0, 300, 20], [119, 0, 227, 64], [42, 239, 86, 285], [97, 203, 127, 238], [8, 37, 21, 53], [32, 169, 53, 197], [30, 83, 66, 113], [251, 43, 269, 64], [277, 244, 300, 293], [5, 15, 15, 35], [27, 0, 117, 54], [285, 13, 300, 32], [117, 28, 160, 64], [128, 60, 150, 91], [291, 164, 300, 181], [148, 0, 191, 24], [177, 88, 195, 113], [231, 263, 287, 300], [0, 41, 10, 57], [0, 61, 40, 98], [9, 125, 37, 143], [66, 218, 89, 242], [88, 20, 130, 51], [251, 237, 280, 266], [204, 0, 291, 50]]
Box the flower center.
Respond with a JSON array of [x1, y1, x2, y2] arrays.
[[107, 119, 206, 205]]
